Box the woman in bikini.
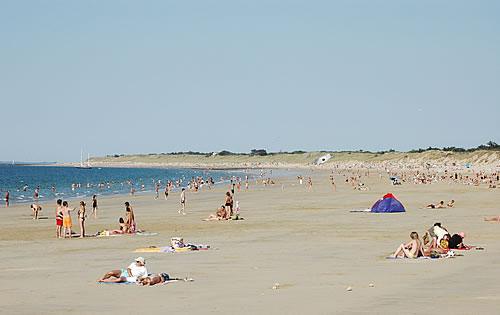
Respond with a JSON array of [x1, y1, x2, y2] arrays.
[[78, 201, 86, 238], [125, 202, 136, 233], [90, 195, 98, 219]]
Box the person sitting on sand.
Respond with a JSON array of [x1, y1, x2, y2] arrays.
[[447, 200, 455, 208], [202, 205, 228, 221], [105, 218, 129, 234], [31, 204, 42, 220], [424, 233, 451, 255], [391, 232, 425, 258], [137, 273, 188, 286], [97, 257, 148, 283]]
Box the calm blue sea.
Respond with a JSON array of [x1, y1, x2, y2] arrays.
[[0, 165, 248, 206]]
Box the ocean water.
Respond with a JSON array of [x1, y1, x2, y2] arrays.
[[0, 165, 249, 206]]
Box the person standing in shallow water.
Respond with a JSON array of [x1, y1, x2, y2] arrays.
[[5, 190, 9, 207]]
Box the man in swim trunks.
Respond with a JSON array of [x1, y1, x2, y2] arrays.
[[61, 201, 76, 239], [55, 199, 63, 238], [97, 257, 148, 283], [5, 190, 9, 207]]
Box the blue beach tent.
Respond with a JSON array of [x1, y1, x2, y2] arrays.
[[370, 193, 405, 213]]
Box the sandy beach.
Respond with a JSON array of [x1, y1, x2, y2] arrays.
[[1, 169, 499, 314]]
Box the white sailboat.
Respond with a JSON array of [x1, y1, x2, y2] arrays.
[[76, 149, 92, 169]]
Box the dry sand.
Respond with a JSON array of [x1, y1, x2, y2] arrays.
[[1, 170, 499, 314]]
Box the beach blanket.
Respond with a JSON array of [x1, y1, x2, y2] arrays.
[[135, 244, 210, 253], [99, 281, 136, 285], [134, 232, 158, 236], [446, 246, 477, 251], [99, 279, 190, 285], [350, 209, 371, 213], [386, 256, 435, 260], [93, 231, 157, 237]]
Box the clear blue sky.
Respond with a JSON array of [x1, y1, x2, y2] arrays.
[[1, 1, 499, 162]]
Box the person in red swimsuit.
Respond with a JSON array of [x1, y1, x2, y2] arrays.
[[55, 199, 63, 238]]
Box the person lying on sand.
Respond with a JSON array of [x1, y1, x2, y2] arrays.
[[202, 206, 229, 221], [137, 273, 189, 286], [391, 232, 425, 258], [97, 257, 148, 283], [426, 201, 446, 209], [484, 216, 500, 222]]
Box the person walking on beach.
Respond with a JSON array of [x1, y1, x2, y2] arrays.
[[78, 201, 86, 238], [164, 185, 169, 200], [55, 199, 63, 238], [308, 177, 313, 192], [154, 182, 159, 200], [89, 195, 98, 219], [5, 190, 9, 207], [179, 188, 186, 215], [61, 201, 76, 239], [330, 175, 336, 192]]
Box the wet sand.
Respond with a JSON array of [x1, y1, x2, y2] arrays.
[[1, 170, 499, 314]]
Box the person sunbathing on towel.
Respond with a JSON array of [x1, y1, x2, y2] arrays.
[[426, 201, 445, 209], [484, 216, 500, 222], [97, 257, 148, 283], [202, 206, 228, 221], [391, 232, 425, 258], [137, 273, 187, 286]]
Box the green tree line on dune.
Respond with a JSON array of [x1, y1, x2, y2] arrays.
[[105, 141, 499, 158]]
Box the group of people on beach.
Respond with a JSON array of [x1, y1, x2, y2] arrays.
[[425, 200, 455, 209], [53, 195, 98, 238], [391, 222, 468, 259], [97, 257, 190, 286]]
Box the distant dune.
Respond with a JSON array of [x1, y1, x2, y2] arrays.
[[86, 150, 500, 169]]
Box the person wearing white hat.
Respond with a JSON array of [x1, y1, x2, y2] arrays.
[[97, 257, 148, 283]]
